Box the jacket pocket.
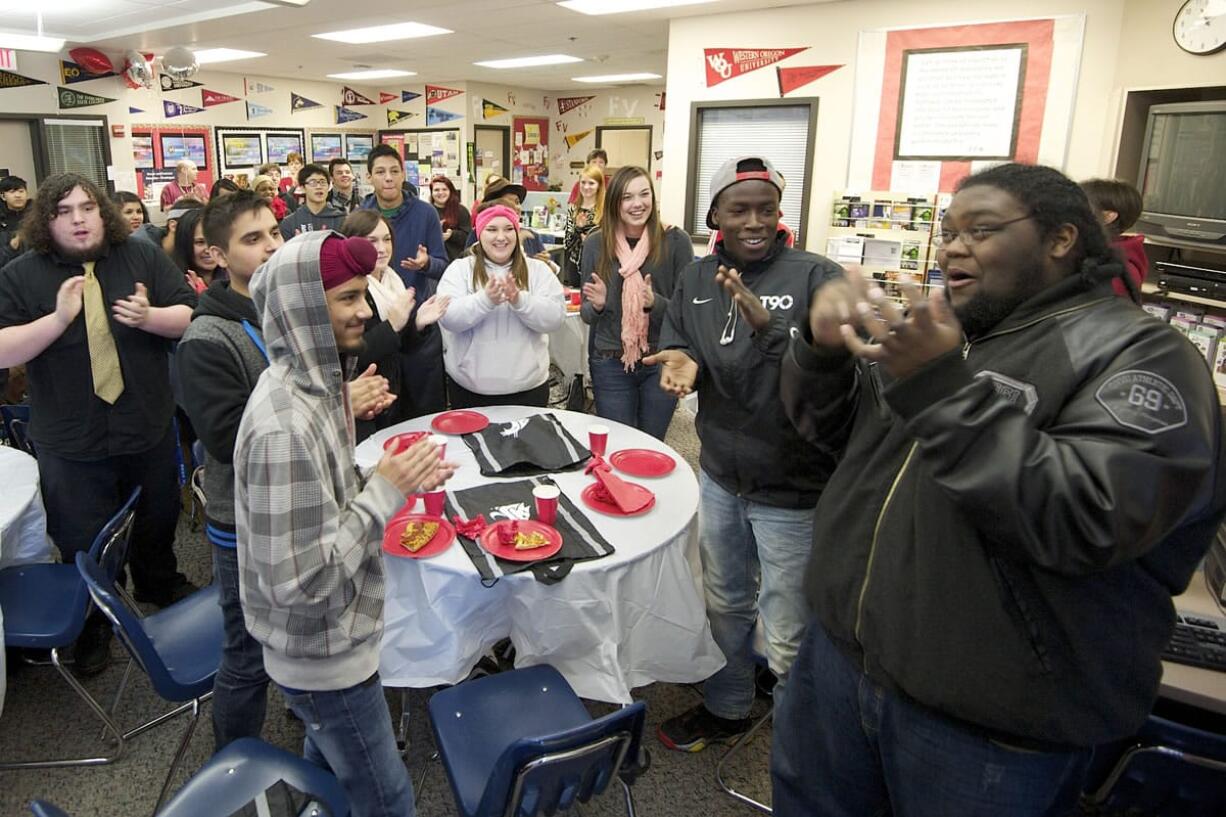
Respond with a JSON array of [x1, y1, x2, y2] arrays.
[[988, 556, 1053, 675]]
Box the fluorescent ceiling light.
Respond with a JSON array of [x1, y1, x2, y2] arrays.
[[573, 72, 662, 83], [192, 48, 266, 64], [312, 21, 451, 44], [474, 54, 582, 69], [558, 0, 717, 14], [327, 69, 416, 80], [0, 31, 64, 51]]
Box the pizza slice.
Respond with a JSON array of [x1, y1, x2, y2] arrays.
[[401, 521, 440, 552]]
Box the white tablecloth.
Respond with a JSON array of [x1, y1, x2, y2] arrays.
[[548, 313, 589, 384], [356, 407, 724, 704], [0, 446, 55, 717]]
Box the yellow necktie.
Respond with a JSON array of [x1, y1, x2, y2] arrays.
[[81, 260, 124, 404]]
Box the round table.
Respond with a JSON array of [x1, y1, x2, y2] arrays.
[[355, 407, 724, 704]]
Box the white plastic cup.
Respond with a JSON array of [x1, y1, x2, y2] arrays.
[[428, 433, 448, 460]]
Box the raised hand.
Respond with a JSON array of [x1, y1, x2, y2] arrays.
[[415, 294, 450, 330], [642, 273, 655, 310], [348, 363, 396, 420], [500, 275, 521, 306], [185, 269, 207, 295], [642, 349, 698, 397], [385, 286, 417, 333], [838, 273, 963, 380], [112, 282, 151, 328], [54, 275, 85, 328], [376, 438, 456, 497], [715, 265, 769, 332], [483, 275, 505, 306], [400, 244, 431, 272], [582, 272, 607, 310]]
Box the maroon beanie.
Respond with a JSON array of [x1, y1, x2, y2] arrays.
[[319, 235, 376, 291]]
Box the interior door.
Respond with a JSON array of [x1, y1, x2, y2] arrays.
[[473, 125, 509, 199], [597, 126, 653, 174], [0, 121, 39, 193]]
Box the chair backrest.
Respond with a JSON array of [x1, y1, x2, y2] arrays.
[[28, 801, 73, 817], [191, 439, 205, 471], [485, 701, 646, 817], [1086, 714, 1226, 816], [2, 404, 34, 455], [91, 487, 141, 585]]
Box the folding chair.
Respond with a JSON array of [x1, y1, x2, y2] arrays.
[[1, 403, 33, 455], [29, 737, 350, 817], [75, 550, 224, 813], [0, 487, 140, 770], [716, 618, 774, 813], [428, 664, 646, 817], [188, 440, 206, 531]]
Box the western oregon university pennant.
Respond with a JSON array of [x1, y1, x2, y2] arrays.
[[202, 88, 241, 107], [291, 92, 322, 112], [425, 84, 462, 104], [703, 47, 808, 87], [58, 86, 116, 108], [556, 96, 595, 115], [776, 64, 843, 95]]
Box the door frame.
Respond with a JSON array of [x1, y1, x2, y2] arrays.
[[473, 124, 510, 197], [595, 124, 654, 171]]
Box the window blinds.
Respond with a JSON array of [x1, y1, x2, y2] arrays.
[[44, 121, 108, 190]]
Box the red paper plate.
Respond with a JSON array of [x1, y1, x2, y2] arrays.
[[383, 431, 428, 453], [479, 520, 563, 562], [383, 512, 456, 559], [431, 410, 490, 435], [609, 448, 676, 478], [580, 482, 655, 517]]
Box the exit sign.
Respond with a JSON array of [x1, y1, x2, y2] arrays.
[[0, 50, 16, 70]]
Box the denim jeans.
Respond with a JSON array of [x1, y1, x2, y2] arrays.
[[211, 543, 270, 750], [772, 622, 1092, 817], [589, 357, 677, 441], [278, 674, 415, 817], [698, 470, 813, 721]]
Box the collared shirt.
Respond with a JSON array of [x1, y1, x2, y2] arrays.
[[0, 237, 197, 460]]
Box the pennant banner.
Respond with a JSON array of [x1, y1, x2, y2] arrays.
[[335, 105, 367, 124], [704, 47, 808, 87], [776, 64, 843, 96], [60, 60, 117, 85], [59, 86, 115, 109], [379, 91, 398, 104], [556, 95, 595, 115], [0, 69, 46, 89], [341, 86, 375, 106], [163, 99, 204, 118], [426, 106, 463, 126], [202, 88, 241, 107], [129, 106, 144, 114], [564, 129, 594, 149], [291, 92, 322, 112], [247, 101, 273, 120], [245, 79, 275, 95], [160, 74, 204, 91], [387, 109, 415, 126], [402, 90, 421, 103], [425, 84, 462, 104], [482, 98, 509, 119]]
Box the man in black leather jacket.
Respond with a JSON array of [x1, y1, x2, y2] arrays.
[[773, 163, 1226, 817]]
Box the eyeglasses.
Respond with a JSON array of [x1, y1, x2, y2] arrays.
[[303, 179, 330, 188], [934, 214, 1034, 248]]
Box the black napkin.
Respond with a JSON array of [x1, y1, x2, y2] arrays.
[[462, 412, 591, 477], [445, 476, 614, 584]]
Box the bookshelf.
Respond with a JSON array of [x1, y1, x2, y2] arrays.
[[827, 191, 944, 303]]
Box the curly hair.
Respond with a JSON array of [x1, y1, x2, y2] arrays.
[[21, 173, 130, 254]]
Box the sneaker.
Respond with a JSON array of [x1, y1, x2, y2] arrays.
[[134, 574, 199, 608], [71, 624, 113, 677], [755, 666, 777, 699], [657, 703, 751, 753]]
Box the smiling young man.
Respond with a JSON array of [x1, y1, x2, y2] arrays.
[[328, 158, 361, 213], [0, 173, 198, 672], [278, 163, 347, 240], [774, 163, 1226, 816], [647, 156, 842, 752], [362, 144, 449, 414], [234, 232, 455, 816]]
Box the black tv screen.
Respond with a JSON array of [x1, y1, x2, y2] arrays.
[[1136, 101, 1226, 248]]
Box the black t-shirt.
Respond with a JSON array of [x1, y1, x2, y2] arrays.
[[0, 237, 196, 460]]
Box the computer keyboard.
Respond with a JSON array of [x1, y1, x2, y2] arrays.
[[1163, 611, 1226, 672]]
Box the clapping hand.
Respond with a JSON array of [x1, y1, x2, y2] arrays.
[[715, 265, 770, 332], [386, 287, 417, 333], [582, 272, 607, 310], [400, 244, 431, 272], [415, 294, 450, 330], [349, 363, 397, 420], [642, 349, 698, 397], [499, 275, 521, 306], [483, 275, 505, 306], [112, 282, 151, 328]]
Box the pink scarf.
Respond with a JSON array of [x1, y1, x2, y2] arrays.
[[616, 230, 652, 371]]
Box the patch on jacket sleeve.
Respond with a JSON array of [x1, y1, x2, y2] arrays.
[[974, 371, 1039, 415], [1095, 370, 1188, 434]]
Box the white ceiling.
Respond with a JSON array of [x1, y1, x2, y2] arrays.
[[0, 0, 832, 89]]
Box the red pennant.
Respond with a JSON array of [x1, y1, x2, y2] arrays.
[[704, 47, 808, 87], [201, 88, 241, 107], [776, 64, 843, 96], [379, 91, 397, 104], [425, 84, 462, 104]]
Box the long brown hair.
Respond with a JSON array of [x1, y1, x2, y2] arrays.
[[430, 175, 463, 230], [596, 166, 663, 283], [471, 215, 529, 292], [21, 173, 130, 253]]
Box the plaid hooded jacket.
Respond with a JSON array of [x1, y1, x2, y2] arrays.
[[233, 231, 404, 691]]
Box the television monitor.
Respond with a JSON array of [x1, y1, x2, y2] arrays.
[[267, 134, 303, 164], [311, 133, 344, 162], [1135, 101, 1226, 250], [346, 134, 373, 161], [222, 134, 263, 168], [160, 134, 207, 168]]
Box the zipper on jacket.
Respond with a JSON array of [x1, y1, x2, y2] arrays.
[[854, 441, 918, 668]]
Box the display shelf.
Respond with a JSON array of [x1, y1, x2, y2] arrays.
[[1142, 282, 1226, 310], [829, 191, 941, 300]]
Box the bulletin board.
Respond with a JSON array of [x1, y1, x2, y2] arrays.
[[376, 127, 463, 194], [512, 116, 550, 190], [213, 127, 306, 187], [130, 125, 215, 204]]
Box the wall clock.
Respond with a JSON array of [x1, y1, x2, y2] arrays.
[[1174, 0, 1226, 55]]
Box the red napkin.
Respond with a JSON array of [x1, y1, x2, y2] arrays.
[[452, 514, 489, 539], [591, 467, 652, 513]]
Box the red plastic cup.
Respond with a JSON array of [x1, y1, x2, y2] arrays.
[[423, 490, 446, 516], [428, 433, 447, 460], [533, 485, 560, 526], [384, 431, 427, 454], [588, 424, 609, 457], [568, 290, 581, 306]]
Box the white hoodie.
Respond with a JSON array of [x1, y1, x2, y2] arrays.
[[438, 255, 565, 395]]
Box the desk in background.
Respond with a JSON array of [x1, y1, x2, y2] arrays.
[[1164, 572, 1226, 716]]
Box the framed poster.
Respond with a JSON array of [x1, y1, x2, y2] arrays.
[[266, 133, 303, 163], [310, 132, 344, 162], [346, 133, 374, 161], [221, 133, 264, 168], [132, 135, 155, 169], [160, 133, 208, 168]]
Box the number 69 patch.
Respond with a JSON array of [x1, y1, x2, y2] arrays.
[[1095, 370, 1188, 434]]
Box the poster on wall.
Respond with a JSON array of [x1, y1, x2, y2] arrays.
[[310, 133, 344, 162], [512, 116, 550, 191], [267, 134, 304, 163], [160, 134, 208, 167], [222, 133, 264, 167], [346, 134, 374, 161], [132, 135, 155, 169], [703, 47, 808, 87]]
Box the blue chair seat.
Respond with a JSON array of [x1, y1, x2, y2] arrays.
[[0, 564, 90, 647], [140, 583, 224, 701]]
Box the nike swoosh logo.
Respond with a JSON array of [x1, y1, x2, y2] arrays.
[[692, 297, 713, 305]]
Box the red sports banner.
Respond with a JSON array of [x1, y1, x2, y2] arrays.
[[379, 91, 397, 104], [777, 64, 843, 96], [425, 84, 462, 104], [201, 88, 241, 107], [704, 47, 808, 87]]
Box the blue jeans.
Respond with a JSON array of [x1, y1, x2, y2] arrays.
[[772, 622, 1092, 817], [698, 470, 813, 720], [590, 357, 677, 441], [278, 675, 415, 817], [211, 543, 270, 750]]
